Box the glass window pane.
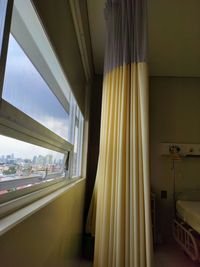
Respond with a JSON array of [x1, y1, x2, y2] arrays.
[[2, 34, 70, 140], [72, 123, 79, 176], [0, 135, 65, 195], [72, 109, 84, 177]]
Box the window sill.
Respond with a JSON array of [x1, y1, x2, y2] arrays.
[[0, 177, 85, 236]]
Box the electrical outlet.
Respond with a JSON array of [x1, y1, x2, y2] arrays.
[[161, 190, 167, 199]]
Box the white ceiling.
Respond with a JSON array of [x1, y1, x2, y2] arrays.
[[87, 0, 200, 77]]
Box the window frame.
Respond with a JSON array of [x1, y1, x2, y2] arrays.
[[0, 100, 73, 154], [72, 108, 84, 177], [11, 0, 71, 113], [0, 0, 9, 56], [0, 176, 68, 219], [0, 0, 85, 218], [0, 0, 13, 98]]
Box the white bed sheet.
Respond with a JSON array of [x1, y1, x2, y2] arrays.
[[176, 200, 200, 233]]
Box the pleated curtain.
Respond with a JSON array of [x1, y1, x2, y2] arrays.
[[86, 0, 153, 266]]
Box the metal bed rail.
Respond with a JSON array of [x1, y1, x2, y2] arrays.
[[173, 218, 200, 262]]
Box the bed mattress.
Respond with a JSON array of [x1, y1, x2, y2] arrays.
[[176, 200, 200, 233]]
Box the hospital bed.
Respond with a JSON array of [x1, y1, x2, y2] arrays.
[[173, 191, 200, 262]]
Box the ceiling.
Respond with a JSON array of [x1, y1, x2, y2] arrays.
[[87, 0, 200, 77]]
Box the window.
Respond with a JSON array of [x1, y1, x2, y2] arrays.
[[0, 0, 84, 210], [3, 34, 70, 140], [72, 107, 84, 177], [0, 135, 65, 195]]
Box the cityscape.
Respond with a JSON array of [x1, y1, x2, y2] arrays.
[[0, 135, 78, 196], [0, 153, 64, 181]]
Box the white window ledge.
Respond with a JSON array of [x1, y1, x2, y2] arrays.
[[0, 177, 85, 236]]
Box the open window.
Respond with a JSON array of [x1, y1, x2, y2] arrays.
[[0, 0, 84, 215]]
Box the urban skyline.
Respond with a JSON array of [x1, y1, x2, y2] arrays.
[[0, 153, 63, 165], [0, 152, 64, 181], [0, 134, 64, 160]]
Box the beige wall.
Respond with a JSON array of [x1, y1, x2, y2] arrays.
[[150, 77, 200, 240], [0, 179, 86, 267], [148, 0, 200, 77]]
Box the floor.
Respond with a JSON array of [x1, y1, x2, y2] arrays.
[[80, 260, 93, 267], [155, 241, 200, 267], [80, 241, 200, 267]]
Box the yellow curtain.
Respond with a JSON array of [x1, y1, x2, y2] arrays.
[[86, 0, 153, 266], [87, 63, 153, 267]]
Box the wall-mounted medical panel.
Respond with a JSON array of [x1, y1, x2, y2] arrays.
[[160, 143, 200, 157]]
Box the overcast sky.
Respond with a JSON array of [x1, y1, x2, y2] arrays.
[[0, 135, 63, 160], [3, 34, 69, 140], [0, 35, 68, 159]]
